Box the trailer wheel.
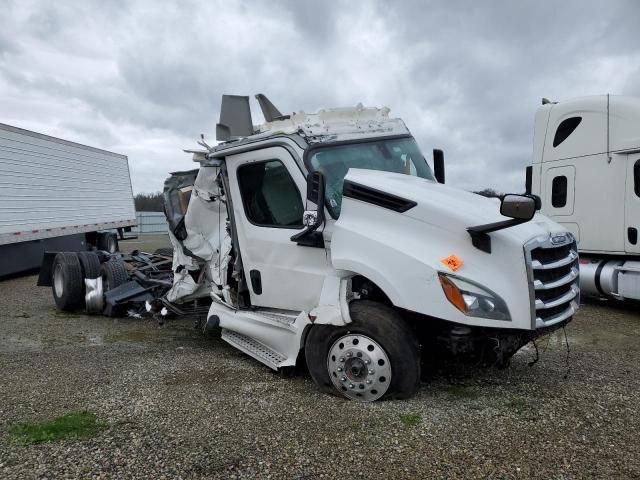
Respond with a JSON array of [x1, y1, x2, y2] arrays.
[[51, 252, 84, 311], [97, 233, 119, 253], [77, 251, 101, 279], [305, 300, 421, 402], [100, 259, 129, 291]]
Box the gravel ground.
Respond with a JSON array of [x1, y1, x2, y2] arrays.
[[0, 234, 639, 479]]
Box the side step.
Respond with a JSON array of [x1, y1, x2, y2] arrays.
[[221, 328, 287, 370]]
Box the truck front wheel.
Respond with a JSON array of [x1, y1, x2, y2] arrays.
[[305, 300, 421, 401]]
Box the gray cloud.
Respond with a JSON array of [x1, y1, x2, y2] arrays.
[[1, 0, 638, 194]]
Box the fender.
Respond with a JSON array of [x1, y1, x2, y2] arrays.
[[309, 275, 354, 326]]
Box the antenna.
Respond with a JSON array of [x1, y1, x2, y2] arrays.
[[198, 133, 212, 151]]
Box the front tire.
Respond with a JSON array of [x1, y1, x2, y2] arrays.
[[305, 300, 421, 401]]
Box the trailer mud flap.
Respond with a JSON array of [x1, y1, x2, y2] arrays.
[[37, 251, 58, 286]]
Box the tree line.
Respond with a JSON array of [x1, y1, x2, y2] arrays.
[[134, 192, 164, 211]]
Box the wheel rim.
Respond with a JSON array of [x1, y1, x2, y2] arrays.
[[107, 236, 116, 253], [53, 263, 64, 298], [327, 334, 392, 402]]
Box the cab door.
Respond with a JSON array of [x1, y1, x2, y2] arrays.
[[542, 165, 576, 217], [625, 154, 640, 254], [227, 146, 332, 312]]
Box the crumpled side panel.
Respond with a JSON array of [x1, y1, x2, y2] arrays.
[[163, 169, 199, 240], [165, 165, 233, 301], [166, 269, 198, 302], [181, 166, 227, 262]]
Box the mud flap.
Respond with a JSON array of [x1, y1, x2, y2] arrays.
[[37, 251, 58, 286]]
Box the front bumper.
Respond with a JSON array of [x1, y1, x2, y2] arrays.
[[433, 316, 572, 367]]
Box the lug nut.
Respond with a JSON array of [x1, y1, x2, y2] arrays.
[[341, 376, 347, 382], [349, 384, 355, 389], [365, 360, 370, 365], [368, 369, 374, 375], [337, 367, 343, 372], [366, 380, 372, 384], [346, 352, 353, 358], [339, 357, 345, 363]]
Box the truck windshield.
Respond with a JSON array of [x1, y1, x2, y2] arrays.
[[306, 136, 435, 217]]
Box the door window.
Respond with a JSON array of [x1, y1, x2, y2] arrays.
[[237, 160, 304, 228], [551, 175, 567, 208], [635, 160, 640, 198]]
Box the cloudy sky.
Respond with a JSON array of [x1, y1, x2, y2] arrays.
[[1, 0, 639, 194]]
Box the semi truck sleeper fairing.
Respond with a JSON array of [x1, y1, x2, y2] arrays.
[[527, 95, 640, 303]]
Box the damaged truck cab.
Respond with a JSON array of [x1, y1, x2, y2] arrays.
[[166, 95, 579, 401]]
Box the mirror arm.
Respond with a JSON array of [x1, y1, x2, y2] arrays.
[[468, 218, 528, 236], [290, 229, 324, 247], [467, 218, 528, 254]]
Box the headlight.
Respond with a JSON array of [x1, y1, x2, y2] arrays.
[[438, 273, 510, 321]]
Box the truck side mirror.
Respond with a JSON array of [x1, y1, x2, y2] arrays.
[[500, 194, 536, 221], [303, 171, 325, 228], [433, 149, 445, 184], [468, 193, 539, 253], [291, 171, 326, 248]]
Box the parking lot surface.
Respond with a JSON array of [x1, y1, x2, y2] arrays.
[[0, 235, 639, 479]]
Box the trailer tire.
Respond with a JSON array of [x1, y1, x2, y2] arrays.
[[97, 233, 119, 253], [77, 251, 101, 279], [100, 259, 129, 292], [305, 300, 421, 402], [51, 252, 84, 311]]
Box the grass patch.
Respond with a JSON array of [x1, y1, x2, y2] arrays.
[[399, 413, 421, 427], [443, 385, 480, 400], [9, 411, 107, 445]]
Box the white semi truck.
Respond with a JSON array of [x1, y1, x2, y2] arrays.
[[0, 123, 136, 277], [526, 95, 640, 302], [48, 95, 579, 401]]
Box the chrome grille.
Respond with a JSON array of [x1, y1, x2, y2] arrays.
[[524, 234, 579, 328]]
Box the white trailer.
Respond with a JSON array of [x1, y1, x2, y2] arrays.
[[527, 94, 640, 302], [0, 122, 137, 276]]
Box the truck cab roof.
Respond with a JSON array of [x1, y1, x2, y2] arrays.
[[197, 95, 412, 162]]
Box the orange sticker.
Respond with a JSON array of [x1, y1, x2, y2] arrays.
[[441, 255, 463, 272]]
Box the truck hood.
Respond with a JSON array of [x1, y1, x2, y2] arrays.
[[332, 169, 572, 331], [342, 169, 564, 240]]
